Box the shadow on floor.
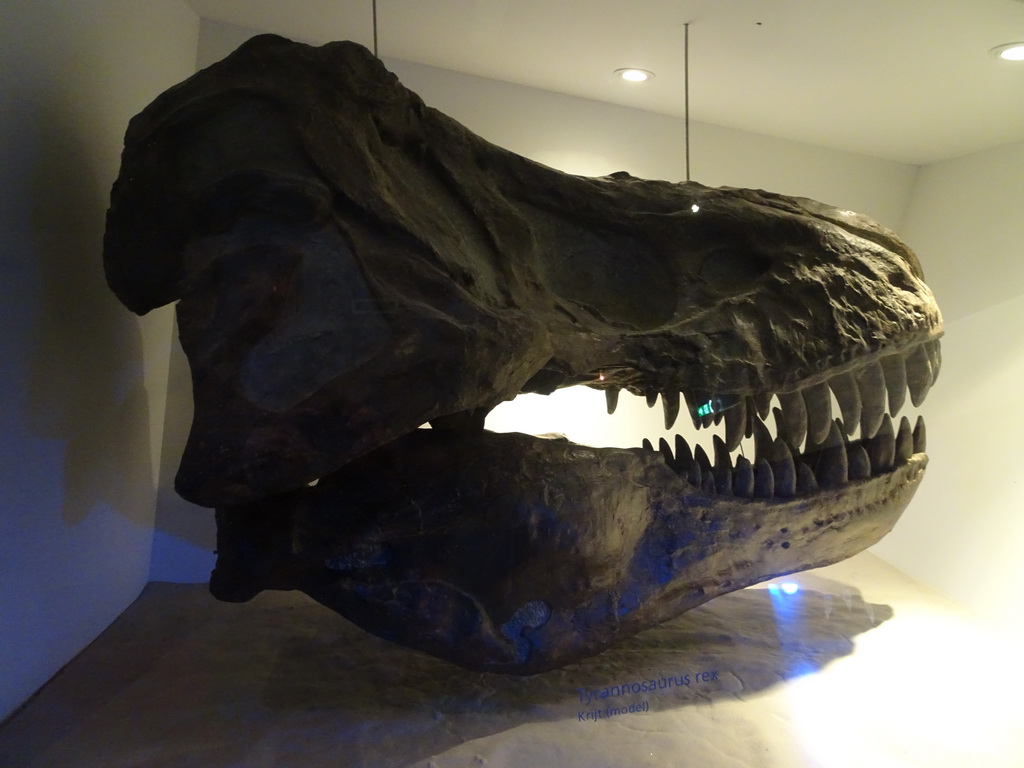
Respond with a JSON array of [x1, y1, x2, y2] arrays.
[[0, 578, 890, 768]]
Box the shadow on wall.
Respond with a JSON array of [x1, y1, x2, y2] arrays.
[[23, 103, 153, 527], [0, 576, 889, 767], [150, 326, 218, 580]]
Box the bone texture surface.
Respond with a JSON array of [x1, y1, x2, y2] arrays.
[[104, 35, 943, 673]]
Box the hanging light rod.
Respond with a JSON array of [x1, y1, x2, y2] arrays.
[[684, 21, 691, 182], [372, 0, 379, 57]]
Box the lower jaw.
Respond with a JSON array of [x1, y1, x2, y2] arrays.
[[209, 427, 927, 673]]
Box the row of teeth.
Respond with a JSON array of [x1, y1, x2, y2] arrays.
[[606, 339, 940, 454], [641, 413, 925, 498]]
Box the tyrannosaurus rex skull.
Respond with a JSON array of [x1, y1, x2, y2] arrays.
[[104, 35, 942, 673]]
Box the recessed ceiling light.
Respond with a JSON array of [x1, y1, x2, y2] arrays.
[[614, 68, 655, 82], [990, 42, 1024, 61]]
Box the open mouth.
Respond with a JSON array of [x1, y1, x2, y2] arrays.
[[467, 337, 939, 509]]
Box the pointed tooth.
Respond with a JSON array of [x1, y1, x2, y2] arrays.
[[771, 407, 786, 445], [662, 390, 680, 430], [753, 418, 774, 464], [828, 418, 847, 448], [753, 458, 775, 498], [713, 434, 733, 472], [895, 416, 913, 464], [733, 456, 755, 498], [771, 440, 796, 498], [913, 415, 926, 453], [713, 411, 723, 426], [847, 443, 871, 481], [646, 390, 659, 409], [777, 392, 808, 451], [856, 361, 886, 439], [928, 340, 942, 385], [802, 429, 821, 456], [715, 466, 733, 495], [682, 391, 707, 430], [754, 393, 773, 420], [605, 388, 620, 415], [867, 414, 895, 474], [815, 422, 849, 489], [803, 382, 833, 446], [641, 438, 654, 453], [880, 355, 907, 416], [702, 472, 718, 494], [904, 345, 933, 407], [658, 437, 675, 467], [769, 436, 792, 465], [694, 444, 712, 474], [829, 372, 862, 437], [724, 399, 747, 451], [674, 434, 693, 469], [796, 462, 818, 493], [805, 417, 845, 454], [687, 460, 702, 488], [772, 406, 804, 453], [925, 340, 940, 384], [816, 449, 849, 489]]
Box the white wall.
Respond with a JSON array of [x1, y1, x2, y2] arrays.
[[871, 140, 1024, 640], [0, 0, 199, 722], [150, 20, 920, 583]]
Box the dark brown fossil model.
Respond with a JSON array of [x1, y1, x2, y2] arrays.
[[104, 35, 942, 673]]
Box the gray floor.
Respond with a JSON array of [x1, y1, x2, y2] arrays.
[[2, 552, 1021, 768]]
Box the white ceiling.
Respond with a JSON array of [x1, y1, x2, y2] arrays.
[[185, 0, 1024, 165]]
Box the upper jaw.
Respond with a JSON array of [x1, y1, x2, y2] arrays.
[[173, 227, 941, 508]]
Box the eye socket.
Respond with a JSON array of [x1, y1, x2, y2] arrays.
[[700, 248, 773, 293]]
